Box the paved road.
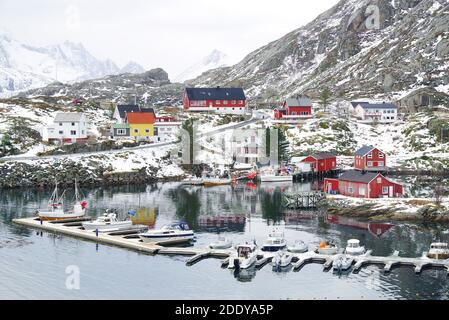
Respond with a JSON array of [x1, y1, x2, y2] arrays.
[[0, 114, 262, 163]]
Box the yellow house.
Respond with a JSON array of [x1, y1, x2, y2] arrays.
[[126, 112, 155, 139]]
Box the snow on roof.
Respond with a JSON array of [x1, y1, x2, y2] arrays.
[[54, 112, 85, 122]]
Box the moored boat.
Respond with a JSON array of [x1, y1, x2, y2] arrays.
[[316, 241, 338, 255], [38, 180, 87, 221], [262, 230, 287, 252], [138, 221, 194, 244], [427, 242, 449, 260], [209, 236, 233, 249], [287, 240, 308, 253], [202, 177, 233, 187], [333, 254, 354, 271], [181, 176, 203, 186], [345, 239, 366, 256], [82, 210, 133, 232], [272, 250, 293, 269], [228, 243, 258, 269]]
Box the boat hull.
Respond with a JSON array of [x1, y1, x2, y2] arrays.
[[317, 247, 338, 255], [262, 244, 287, 252], [82, 221, 133, 231], [260, 176, 293, 182], [203, 179, 232, 187], [38, 211, 86, 221], [138, 233, 194, 244], [427, 253, 449, 260], [228, 255, 257, 269]]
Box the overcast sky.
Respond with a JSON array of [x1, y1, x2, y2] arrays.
[[0, 0, 340, 78]]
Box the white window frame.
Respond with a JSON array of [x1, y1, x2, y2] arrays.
[[382, 186, 389, 194], [367, 161, 373, 167], [117, 129, 127, 135]]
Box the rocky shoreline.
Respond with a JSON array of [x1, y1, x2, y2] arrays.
[[0, 159, 185, 189]]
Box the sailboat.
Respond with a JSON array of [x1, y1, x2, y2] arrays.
[[38, 179, 87, 221]]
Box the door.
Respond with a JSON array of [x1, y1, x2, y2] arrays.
[[389, 186, 393, 197]]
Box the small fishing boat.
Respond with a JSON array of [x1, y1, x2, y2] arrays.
[[345, 239, 366, 256], [228, 243, 258, 269], [272, 250, 293, 269], [181, 176, 203, 186], [203, 177, 233, 187], [38, 180, 87, 221], [262, 230, 287, 252], [287, 240, 308, 253], [333, 254, 354, 271], [259, 174, 293, 182], [316, 241, 338, 255], [82, 210, 132, 232], [138, 221, 194, 244], [209, 236, 232, 249], [427, 242, 449, 260]]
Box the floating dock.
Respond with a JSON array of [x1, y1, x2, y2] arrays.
[[12, 217, 449, 276]]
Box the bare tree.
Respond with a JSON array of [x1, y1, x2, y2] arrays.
[[434, 184, 444, 206]]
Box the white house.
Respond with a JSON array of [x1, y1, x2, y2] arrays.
[[42, 112, 88, 143], [354, 102, 398, 123], [154, 116, 182, 142]]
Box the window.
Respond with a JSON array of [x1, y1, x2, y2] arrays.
[[368, 161, 373, 167], [359, 187, 366, 195], [145, 129, 150, 133], [71, 122, 75, 126], [232, 100, 236, 104], [70, 130, 76, 135], [134, 129, 139, 134], [82, 130, 85, 134], [379, 153, 384, 158], [367, 153, 373, 159], [291, 112, 297, 115], [117, 129, 127, 135], [377, 177, 382, 183], [382, 186, 389, 194], [378, 161, 384, 167], [59, 123, 62, 126], [216, 100, 220, 104], [239, 100, 243, 105], [59, 131, 63, 135], [348, 186, 354, 194]]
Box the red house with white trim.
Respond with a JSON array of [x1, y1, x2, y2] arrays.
[[301, 152, 337, 173], [183, 87, 246, 114], [324, 170, 403, 198], [274, 97, 313, 121], [354, 145, 387, 171]]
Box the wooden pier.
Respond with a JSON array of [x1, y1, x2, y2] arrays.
[[12, 217, 449, 276], [282, 191, 326, 209]]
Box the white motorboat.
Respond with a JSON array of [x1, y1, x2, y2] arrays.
[[333, 254, 354, 271], [272, 250, 293, 269], [427, 242, 449, 260], [287, 240, 308, 253], [262, 230, 287, 252], [38, 179, 87, 221], [82, 210, 132, 232], [209, 236, 232, 249], [259, 174, 293, 182], [181, 176, 203, 186], [228, 243, 258, 269], [138, 221, 194, 244], [345, 239, 366, 256], [316, 241, 339, 255]]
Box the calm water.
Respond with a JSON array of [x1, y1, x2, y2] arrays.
[[1, 181, 449, 300]]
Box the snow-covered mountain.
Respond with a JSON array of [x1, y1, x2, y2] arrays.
[[120, 61, 146, 74], [0, 32, 145, 97], [190, 0, 449, 105], [174, 50, 231, 82]]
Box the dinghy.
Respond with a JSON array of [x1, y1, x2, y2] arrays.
[[209, 236, 232, 249], [287, 240, 308, 253], [316, 241, 338, 255]]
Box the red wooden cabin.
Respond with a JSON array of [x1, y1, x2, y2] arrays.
[[274, 97, 312, 120], [354, 146, 387, 171], [301, 152, 336, 173], [183, 87, 246, 114], [324, 170, 403, 198]]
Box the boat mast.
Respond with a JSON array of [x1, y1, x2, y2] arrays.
[[75, 178, 80, 202]]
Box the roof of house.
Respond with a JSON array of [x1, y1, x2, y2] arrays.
[[307, 152, 336, 160], [355, 145, 377, 156], [185, 87, 246, 101], [284, 97, 312, 107], [338, 170, 380, 183], [351, 101, 369, 107], [141, 108, 155, 114], [54, 112, 85, 122], [359, 103, 397, 110], [126, 112, 155, 124], [116, 105, 140, 119]]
